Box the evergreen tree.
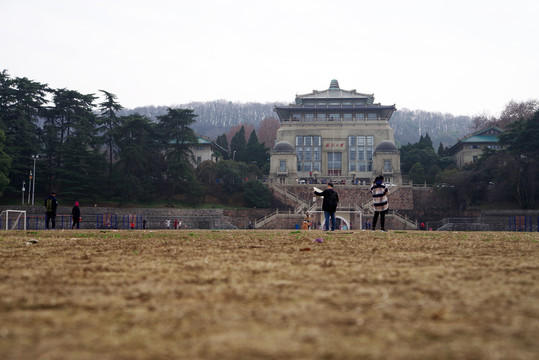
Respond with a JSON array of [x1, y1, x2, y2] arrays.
[[437, 142, 445, 157], [97, 90, 123, 187], [497, 110, 539, 208], [245, 129, 269, 167], [156, 108, 198, 202], [409, 162, 426, 184], [214, 133, 229, 160], [216, 133, 229, 151], [243, 179, 271, 208], [0, 71, 48, 195], [0, 129, 12, 196], [112, 114, 163, 202], [229, 126, 246, 162], [43, 89, 99, 194]]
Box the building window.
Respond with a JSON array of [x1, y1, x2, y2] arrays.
[[313, 147, 320, 160], [368, 113, 378, 121], [384, 160, 391, 172], [328, 152, 342, 176], [343, 113, 352, 121], [329, 114, 339, 121], [197, 156, 202, 165], [305, 114, 314, 121], [356, 113, 365, 121], [280, 160, 286, 172], [348, 136, 374, 172], [296, 135, 322, 174], [292, 114, 301, 121], [195, 145, 205, 150], [317, 114, 326, 121]]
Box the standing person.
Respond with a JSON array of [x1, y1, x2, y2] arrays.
[[72, 201, 81, 229], [142, 219, 147, 229], [314, 182, 339, 231], [44, 192, 58, 230], [370, 175, 389, 232]]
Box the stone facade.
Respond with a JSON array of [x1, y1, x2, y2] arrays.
[[269, 80, 401, 185]]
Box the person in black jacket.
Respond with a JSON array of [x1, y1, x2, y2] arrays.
[[44, 192, 58, 230], [314, 182, 339, 231], [72, 201, 81, 229]]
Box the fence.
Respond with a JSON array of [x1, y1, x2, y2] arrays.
[[508, 216, 537, 232], [0, 213, 236, 230], [426, 216, 539, 232]]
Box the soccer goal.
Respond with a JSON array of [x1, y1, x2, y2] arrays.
[[0, 210, 27, 230]]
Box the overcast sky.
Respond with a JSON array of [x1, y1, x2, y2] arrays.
[[2, 0, 538, 116]]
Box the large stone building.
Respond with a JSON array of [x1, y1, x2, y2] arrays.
[[269, 80, 401, 185]]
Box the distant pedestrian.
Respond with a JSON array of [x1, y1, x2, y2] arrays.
[[44, 192, 58, 230], [165, 219, 171, 229], [314, 182, 339, 231], [370, 175, 389, 232], [72, 201, 81, 229], [174, 219, 178, 229], [143, 219, 147, 229]]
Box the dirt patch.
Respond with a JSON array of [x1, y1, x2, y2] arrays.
[[1, 230, 538, 359]]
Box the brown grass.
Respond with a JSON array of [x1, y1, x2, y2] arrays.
[[0, 229, 538, 360]]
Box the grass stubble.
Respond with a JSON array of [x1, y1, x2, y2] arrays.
[[0, 229, 537, 360]]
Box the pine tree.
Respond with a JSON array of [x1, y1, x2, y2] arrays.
[[230, 126, 246, 162], [0, 71, 48, 194], [437, 142, 445, 157], [97, 90, 123, 187]]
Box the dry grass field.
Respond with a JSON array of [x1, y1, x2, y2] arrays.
[[0, 229, 538, 360]]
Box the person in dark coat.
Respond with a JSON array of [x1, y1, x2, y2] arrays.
[[72, 201, 81, 229], [44, 192, 58, 229], [314, 182, 339, 231]]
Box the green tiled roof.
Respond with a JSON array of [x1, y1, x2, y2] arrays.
[[196, 136, 212, 144], [460, 135, 500, 143]]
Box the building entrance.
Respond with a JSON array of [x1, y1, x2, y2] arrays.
[[328, 152, 342, 176]]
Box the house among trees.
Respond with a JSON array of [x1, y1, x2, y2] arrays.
[[446, 127, 504, 168], [269, 80, 401, 185], [190, 133, 228, 167]]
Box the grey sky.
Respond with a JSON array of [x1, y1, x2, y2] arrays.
[[2, 0, 538, 116]]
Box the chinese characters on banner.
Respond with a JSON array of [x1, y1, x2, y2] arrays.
[[325, 142, 345, 148]]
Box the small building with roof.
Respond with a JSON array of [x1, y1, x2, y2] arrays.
[[269, 80, 401, 184], [446, 127, 504, 168], [189, 133, 228, 167]]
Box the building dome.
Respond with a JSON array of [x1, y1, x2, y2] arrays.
[[375, 140, 398, 152], [273, 141, 295, 153]]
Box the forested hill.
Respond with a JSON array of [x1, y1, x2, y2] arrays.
[[120, 101, 473, 148]]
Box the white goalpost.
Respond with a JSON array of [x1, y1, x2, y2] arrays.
[[0, 210, 27, 230]]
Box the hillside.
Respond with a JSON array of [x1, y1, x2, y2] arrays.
[[120, 101, 473, 148]]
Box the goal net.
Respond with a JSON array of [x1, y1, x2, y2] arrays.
[[0, 210, 27, 230]]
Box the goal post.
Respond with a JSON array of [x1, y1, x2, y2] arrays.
[[0, 210, 27, 230]]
